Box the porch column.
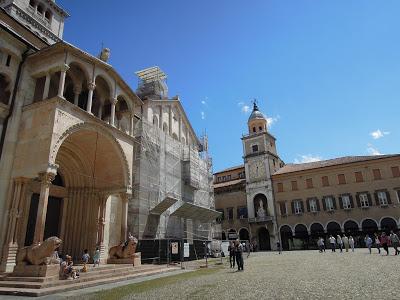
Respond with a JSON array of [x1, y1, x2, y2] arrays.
[[178, 114, 182, 141], [120, 194, 128, 243], [42, 73, 51, 100], [168, 105, 172, 135], [57, 64, 69, 98], [33, 172, 56, 245], [129, 113, 135, 136], [73, 85, 81, 106], [97, 196, 107, 261], [110, 98, 118, 127], [86, 82, 96, 114], [0, 178, 29, 272]]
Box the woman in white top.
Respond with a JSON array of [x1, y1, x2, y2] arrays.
[[348, 236, 355, 252]]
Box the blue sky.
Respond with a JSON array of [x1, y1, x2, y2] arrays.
[[58, 0, 399, 172]]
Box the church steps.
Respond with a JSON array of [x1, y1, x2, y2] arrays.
[[0, 265, 179, 296]]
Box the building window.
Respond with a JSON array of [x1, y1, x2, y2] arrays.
[[5, 55, 11, 67], [396, 190, 400, 204], [277, 183, 283, 193], [359, 193, 369, 208], [29, 0, 36, 8], [391, 166, 400, 178], [341, 195, 351, 210], [44, 10, 52, 22], [293, 200, 302, 214], [291, 181, 298, 191], [377, 191, 388, 206], [227, 175, 231, 180], [216, 209, 224, 223], [252, 127, 256, 133], [306, 178, 313, 189], [259, 126, 262, 131], [252, 144, 259, 153], [217, 176, 221, 182], [309, 198, 318, 212], [237, 206, 248, 219], [355, 171, 363, 183], [373, 169, 382, 180], [338, 174, 346, 185], [37, 4, 44, 15], [324, 196, 335, 211], [226, 207, 234, 220], [279, 202, 287, 216], [238, 171, 245, 179], [322, 176, 329, 187]]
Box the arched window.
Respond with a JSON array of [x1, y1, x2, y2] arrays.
[[44, 10, 52, 22], [29, 0, 37, 8], [152, 115, 159, 127], [37, 4, 44, 15], [0, 74, 11, 105]]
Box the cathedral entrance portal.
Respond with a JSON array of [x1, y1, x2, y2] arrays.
[[257, 227, 270, 251]]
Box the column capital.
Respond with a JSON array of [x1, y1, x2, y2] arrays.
[[88, 82, 96, 91], [38, 172, 56, 185], [60, 64, 70, 72], [110, 97, 118, 105]]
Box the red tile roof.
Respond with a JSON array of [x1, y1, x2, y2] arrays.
[[273, 154, 400, 175], [213, 178, 246, 189]]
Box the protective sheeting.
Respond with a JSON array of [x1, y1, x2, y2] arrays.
[[170, 202, 221, 223]]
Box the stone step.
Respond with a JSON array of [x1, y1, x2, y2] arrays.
[[0, 266, 179, 297]]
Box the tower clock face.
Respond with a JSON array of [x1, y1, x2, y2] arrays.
[[249, 160, 265, 179]]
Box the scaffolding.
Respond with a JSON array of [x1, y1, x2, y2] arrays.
[[130, 117, 216, 242]]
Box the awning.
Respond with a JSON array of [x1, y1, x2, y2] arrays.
[[170, 202, 221, 223], [150, 196, 178, 215]]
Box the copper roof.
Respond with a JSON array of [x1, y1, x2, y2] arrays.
[[273, 154, 400, 175], [213, 178, 246, 189]]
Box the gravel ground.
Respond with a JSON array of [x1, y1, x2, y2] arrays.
[[124, 249, 400, 300]]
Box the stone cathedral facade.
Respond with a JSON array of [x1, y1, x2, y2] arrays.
[[0, 0, 217, 272]]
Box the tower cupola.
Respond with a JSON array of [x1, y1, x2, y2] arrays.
[[248, 101, 267, 134]]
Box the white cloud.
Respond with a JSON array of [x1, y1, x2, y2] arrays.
[[266, 115, 279, 129], [237, 101, 250, 114], [200, 111, 205, 120], [294, 154, 322, 164], [370, 129, 390, 139], [367, 143, 382, 156]]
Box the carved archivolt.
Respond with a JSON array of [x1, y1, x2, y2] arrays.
[[50, 122, 132, 190]]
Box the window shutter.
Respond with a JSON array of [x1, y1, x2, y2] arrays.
[[316, 198, 321, 211], [367, 193, 373, 206], [291, 201, 295, 214], [386, 191, 392, 204], [356, 194, 361, 207], [300, 200, 304, 213], [306, 199, 310, 212], [322, 197, 327, 211], [339, 197, 343, 209], [349, 195, 354, 208], [374, 192, 379, 205], [332, 197, 337, 210]]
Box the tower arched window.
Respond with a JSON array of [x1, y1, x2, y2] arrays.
[[37, 4, 44, 15], [45, 10, 52, 22], [252, 127, 256, 133], [29, 0, 37, 8]]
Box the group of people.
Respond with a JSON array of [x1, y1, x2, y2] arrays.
[[56, 247, 101, 280], [228, 240, 245, 271], [316, 230, 400, 255], [364, 231, 400, 255]]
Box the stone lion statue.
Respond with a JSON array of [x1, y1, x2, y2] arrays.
[[109, 236, 138, 259], [16, 236, 62, 265]]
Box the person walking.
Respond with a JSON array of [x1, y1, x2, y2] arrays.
[[235, 240, 244, 271], [380, 232, 390, 255], [317, 237, 323, 253], [342, 235, 349, 252], [349, 236, 355, 252], [329, 235, 336, 252], [337, 235, 343, 253], [374, 233, 381, 254], [277, 240, 282, 254], [389, 230, 400, 255], [365, 235, 373, 254], [228, 241, 235, 268]]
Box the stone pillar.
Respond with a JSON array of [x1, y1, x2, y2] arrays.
[[97, 196, 107, 262], [129, 113, 135, 136], [120, 194, 128, 243], [178, 115, 182, 141], [42, 73, 51, 100], [110, 98, 118, 127], [86, 82, 96, 114], [73, 85, 81, 106], [57, 64, 69, 98], [33, 172, 55, 245], [0, 178, 29, 272], [168, 106, 172, 135]]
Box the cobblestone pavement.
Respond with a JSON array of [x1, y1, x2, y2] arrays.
[[126, 249, 400, 300]]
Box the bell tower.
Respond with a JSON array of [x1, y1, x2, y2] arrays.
[[0, 0, 69, 44], [241, 100, 281, 250]]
